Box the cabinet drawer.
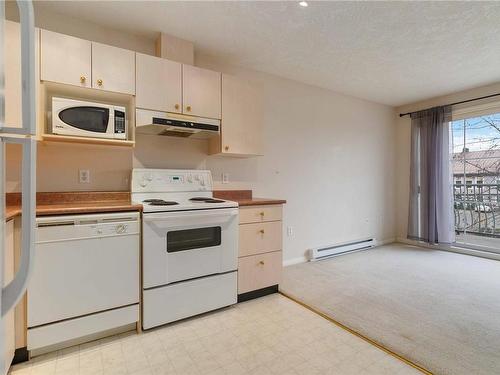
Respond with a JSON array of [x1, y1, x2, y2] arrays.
[[239, 221, 282, 257], [238, 251, 282, 294], [239, 205, 282, 224]]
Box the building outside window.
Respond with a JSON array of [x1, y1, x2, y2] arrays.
[[451, 110, 500, 252]]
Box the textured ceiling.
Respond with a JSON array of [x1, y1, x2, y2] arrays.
[[34, 1, 500, 107]]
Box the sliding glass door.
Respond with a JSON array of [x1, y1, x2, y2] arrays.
[[451, 111, 500, 253]]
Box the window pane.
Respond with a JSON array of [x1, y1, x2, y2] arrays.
[[451, 113, 500, 252]]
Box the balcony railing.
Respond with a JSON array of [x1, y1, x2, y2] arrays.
[[454, 183, 500, 237]]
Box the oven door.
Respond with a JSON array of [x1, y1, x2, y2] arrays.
[[142, 208, 238, 288], [52, 98, 115, 139]]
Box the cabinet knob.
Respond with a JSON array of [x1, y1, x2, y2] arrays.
[[259, 260, 265, 265], [259, 229, 265, 234], [259, 212, 265, 217], [80, 76, 86, 84], [174, 104, 180, 110], [97, 79, 103, 86], [224, 146, 229, 151], [186, 105, 192, 112]]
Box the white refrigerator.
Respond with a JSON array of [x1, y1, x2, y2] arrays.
[[0, 1, 36, 374]]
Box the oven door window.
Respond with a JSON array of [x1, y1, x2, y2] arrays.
[[59, 106, 109, 133], [167, 227, 221, 253]]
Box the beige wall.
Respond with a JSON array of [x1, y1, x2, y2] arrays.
[[395, 82, 500, 240], [198, 55, 397, 263], [5, 12, 398, 263]]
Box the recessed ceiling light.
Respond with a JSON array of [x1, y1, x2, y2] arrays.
[[299, 1, 308, 7]]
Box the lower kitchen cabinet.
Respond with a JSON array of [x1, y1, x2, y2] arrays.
[[238, 251, 282, 295], [237, 205, 283, 301]]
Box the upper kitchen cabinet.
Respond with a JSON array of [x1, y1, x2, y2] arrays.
[[92, 42, 135, 95], [41, 29, 91, 89], [136, 53, 182, 113], [182, 65, 221, 119], [209, 74, 263, 156], [41, 30, 135, 95]]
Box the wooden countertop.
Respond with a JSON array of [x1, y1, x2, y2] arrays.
[[6, 206, 21, 221], [5, 192, 142, 221], [234, 198, 287, 206], [5, 190, 285, 220], [214, 190, 286, 207]]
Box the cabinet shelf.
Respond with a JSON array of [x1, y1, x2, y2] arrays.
[[41, 134, 135, 147]]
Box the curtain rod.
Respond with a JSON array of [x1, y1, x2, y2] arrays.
[[399, 92, 500, 117]]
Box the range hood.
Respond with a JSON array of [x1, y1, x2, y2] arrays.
[[136, 109, 220, 139]]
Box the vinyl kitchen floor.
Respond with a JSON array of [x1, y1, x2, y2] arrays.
[[10, 294, 422, 375]]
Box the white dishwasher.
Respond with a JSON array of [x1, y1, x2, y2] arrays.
[[27, 212, 140, 353]]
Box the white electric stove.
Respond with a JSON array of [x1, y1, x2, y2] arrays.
[[132, 169, 239, 329]]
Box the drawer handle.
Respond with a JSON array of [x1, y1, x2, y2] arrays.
[[259, 260, 265, 265], [259, 229, 265, 234]]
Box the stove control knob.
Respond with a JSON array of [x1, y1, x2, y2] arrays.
[[200, 179, 205, 186], [140, 179, 148, 187], [187, 174, 193, 183], [195, 174, 200, 181]]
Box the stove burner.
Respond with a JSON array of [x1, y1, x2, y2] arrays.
[[189, 197, 225, 203], [149, 201, 179, 206], [143, 199, 179, 206]]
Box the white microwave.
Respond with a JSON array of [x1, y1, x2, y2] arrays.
[[51, 97, 127, 139]]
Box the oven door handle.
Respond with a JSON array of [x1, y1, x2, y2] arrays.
[[143, 208, 238, 222]]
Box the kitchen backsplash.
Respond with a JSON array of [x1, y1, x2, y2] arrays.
[[5, 135, 255, 193]]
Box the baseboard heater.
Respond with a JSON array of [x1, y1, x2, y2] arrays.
[[308, 238, 375, 261]]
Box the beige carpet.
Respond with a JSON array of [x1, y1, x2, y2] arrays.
[[281, 243, 500, 375]]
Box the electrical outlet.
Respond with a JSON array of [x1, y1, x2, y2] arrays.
[[79, 169, 90, 184], [222, 173, 229, 184], [287, 226, 293, 237]]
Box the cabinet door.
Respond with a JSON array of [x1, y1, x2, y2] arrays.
[[92, 42, 135, 95], [40, 29, 91, 88], [219, 75, 263, 155], [238, 251, 282, 294], [136, 53, 182, 113], [182, 65, 221, 119], [239, 221, 283, 257], [4, 220, 15, 375], [4, 21, 39, 129]]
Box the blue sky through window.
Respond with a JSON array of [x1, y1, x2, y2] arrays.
[[451, 113, 500, 153]]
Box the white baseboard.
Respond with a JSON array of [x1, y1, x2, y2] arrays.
[[283, 237, 397, 267], [396, 237, 500, 262], [375, 237, 396, 246], [283, 256, 308, 267]]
